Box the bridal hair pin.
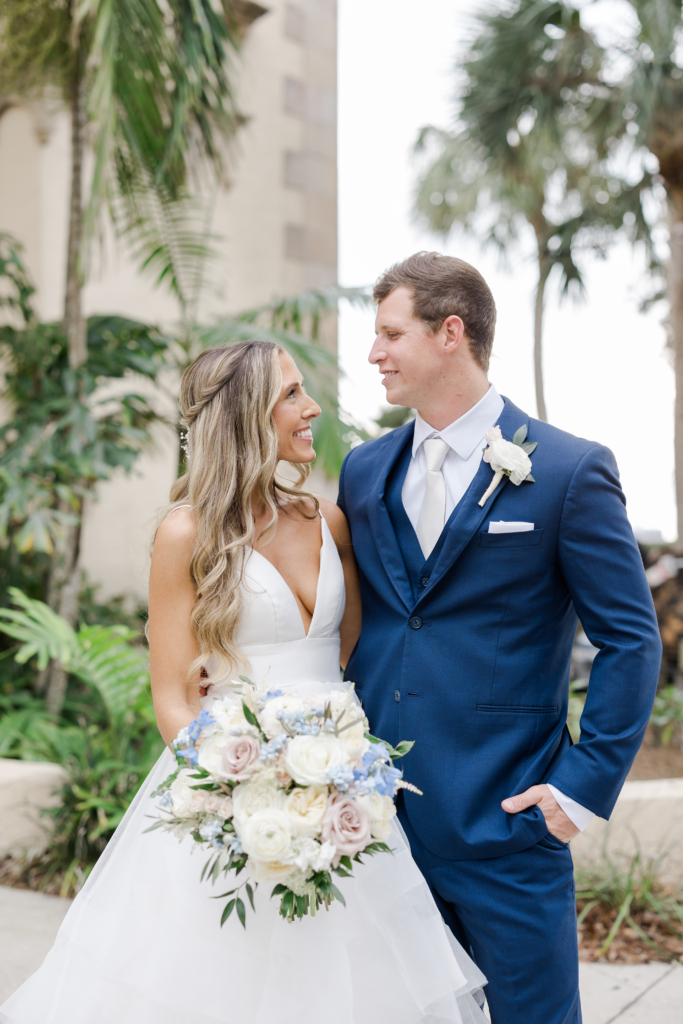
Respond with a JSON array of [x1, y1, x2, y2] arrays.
[[180, 427, 192, 465]]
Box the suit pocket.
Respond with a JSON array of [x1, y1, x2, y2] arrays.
[[479, 528, 544, 548], [476, 703, 558, 714]]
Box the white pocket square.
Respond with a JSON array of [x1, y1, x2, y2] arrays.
[[488, 521, 535, 534]]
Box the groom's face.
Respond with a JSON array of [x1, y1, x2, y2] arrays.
[[369, 286, 444, 410]]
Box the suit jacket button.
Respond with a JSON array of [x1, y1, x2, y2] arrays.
[[409, 616, 423, 630], [394, 690, 401, 702], [420, 577, 430, 587]]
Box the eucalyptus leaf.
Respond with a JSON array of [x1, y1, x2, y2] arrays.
[[220, 899, 236, 927], [246, 883, 256, 912], [236, 897, 246, 928], [521, 441, 538, 455], [525, 474, 536, 483], [513, 424, 528, 445]]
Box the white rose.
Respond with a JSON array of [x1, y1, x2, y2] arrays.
[[259, 695, 304, 739], [212, 699, 260, 739], [241, 809, 293, 863], [169, 769, 198, 818], [232, 776, 285, 828], [337, 716, 370, 763], [355, 792, 397, 842], [196, 731, 224, 775], [484, 432, 531, 487], [284, 734, 350, 786], [284, 785, 329, 837]]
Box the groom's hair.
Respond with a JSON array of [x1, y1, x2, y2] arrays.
[[373, 252, 497, 371]]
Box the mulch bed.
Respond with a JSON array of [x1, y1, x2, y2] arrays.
[[628, 736, 683, 780], [578, 903, 683, 963]]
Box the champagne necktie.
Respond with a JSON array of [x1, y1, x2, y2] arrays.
[[415, 437, 450, 558]]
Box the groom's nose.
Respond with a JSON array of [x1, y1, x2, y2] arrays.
[[369, 336, 387, 365]]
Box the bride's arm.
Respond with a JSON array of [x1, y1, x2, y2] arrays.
[[148, 508, 202, 747], [318, 498, 362, 669]]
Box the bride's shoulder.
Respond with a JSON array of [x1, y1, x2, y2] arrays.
[[153, 505, 197, 554], [315, 495, 351, 546]]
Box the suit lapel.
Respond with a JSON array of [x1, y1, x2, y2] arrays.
[[426, 396, 532, 590], [366, 423, 415, 612]]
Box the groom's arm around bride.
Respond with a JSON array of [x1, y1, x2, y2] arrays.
[[337, 251, 661, 1024]]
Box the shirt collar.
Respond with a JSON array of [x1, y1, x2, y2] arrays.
[[412, 385, 505, 461]]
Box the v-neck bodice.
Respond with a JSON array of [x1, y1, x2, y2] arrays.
[[237, 515, 345, 645], [203, 514, 346, 694]]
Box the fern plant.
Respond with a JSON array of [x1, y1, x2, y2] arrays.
[[0, 587, 149, 729]]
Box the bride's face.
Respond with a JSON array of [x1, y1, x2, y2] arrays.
[[272, 351, 321, 464]]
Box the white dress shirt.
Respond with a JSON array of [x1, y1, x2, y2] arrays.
[[401, 384, 594, 835]]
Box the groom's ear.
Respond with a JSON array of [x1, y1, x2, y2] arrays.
[[441, 314, 466, 354]]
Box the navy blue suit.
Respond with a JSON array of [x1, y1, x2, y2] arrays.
[[338, 396, 661, 1023]]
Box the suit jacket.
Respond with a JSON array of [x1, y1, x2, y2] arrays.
[[338, 396, 662, 861]]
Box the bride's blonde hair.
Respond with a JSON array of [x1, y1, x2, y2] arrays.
[[163, 340, 318, 678]]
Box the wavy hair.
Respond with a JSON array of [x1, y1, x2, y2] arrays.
[[161, 340, 318, 679]]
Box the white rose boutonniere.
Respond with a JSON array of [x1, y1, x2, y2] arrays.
[[478, 424, 537, 507]]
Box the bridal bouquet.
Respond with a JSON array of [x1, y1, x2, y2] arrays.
[[148, 679, 418, 926]]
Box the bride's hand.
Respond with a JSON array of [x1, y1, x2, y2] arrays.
[[501, 784, 579, 843]]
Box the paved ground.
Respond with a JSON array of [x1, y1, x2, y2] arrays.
[[0, 885, 681, 1018]]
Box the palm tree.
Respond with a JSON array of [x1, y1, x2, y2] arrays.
[[414, 0, 652, 422], [0, 0, 244, 702], [594, 0, 683, 542], [0, 0, 242, 370]]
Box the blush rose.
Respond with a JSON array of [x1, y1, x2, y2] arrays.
[[321, 793, 371, 858]]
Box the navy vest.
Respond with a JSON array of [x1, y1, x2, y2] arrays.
[[384, 431, 450, 605]]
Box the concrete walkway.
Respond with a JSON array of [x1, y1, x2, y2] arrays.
[[0, 885, 681, 1018]]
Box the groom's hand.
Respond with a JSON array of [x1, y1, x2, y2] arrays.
[[502, 785, 579, 843]]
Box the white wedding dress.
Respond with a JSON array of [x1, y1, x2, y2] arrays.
[[0, 514, 487, 1024]]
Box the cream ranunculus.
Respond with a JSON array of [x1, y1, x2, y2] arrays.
[[337, 715, 370, 763], [284, 785, 329, 837], [284, 734, 350, 786], [248, 859, 299, 885], [170, 769, 198, 817], [232, 776, 285, 828], [355, 791, 396, 842], [259, 695, 304, 739], [240, 809, 294, 863], [483, 426, 532, 486]]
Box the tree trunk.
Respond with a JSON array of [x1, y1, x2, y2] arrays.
[[63, 42, 87, 370], [45, 503, 83, 716], [534, 255, 551, 423], [45, 32, 88, 714], [669, 196, 683, 549]]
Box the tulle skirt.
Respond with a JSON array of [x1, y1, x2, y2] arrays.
[[0, 746, 487, 1024]]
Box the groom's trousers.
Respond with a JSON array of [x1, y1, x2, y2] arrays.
[[397, 800, 581, 1024]]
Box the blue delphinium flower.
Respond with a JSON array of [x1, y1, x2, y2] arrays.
[[199, 820, 225, 848], [174, 708, 215, 764], [263, 689, 283, 701], [228, 835, 243, 855], [326, 763, 355, 792], [354, 743, 403, 796], [259, 734, 289, 763]]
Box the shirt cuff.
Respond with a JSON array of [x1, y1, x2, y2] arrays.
[[547, 784, 595, 833]]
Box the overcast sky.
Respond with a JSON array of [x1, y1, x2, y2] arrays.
[[337, 0, 675, 540]]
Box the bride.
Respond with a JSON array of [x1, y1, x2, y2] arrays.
[[0, 341, 487, 1024]]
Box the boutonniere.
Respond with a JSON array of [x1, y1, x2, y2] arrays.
[[478, 424, 537, 507]]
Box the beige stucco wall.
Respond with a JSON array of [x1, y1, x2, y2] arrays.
[[0, 1, 338, 603]]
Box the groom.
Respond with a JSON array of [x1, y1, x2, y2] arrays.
[[337, 252, 661, 1024]]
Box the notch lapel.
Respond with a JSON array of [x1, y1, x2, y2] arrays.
[[426, 397, 532, 591], [366, 423, 415, 612]]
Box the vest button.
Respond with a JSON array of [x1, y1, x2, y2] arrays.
[[409, 616, 423, 630], [394, 689, 401, 702], [420, 576, 430, 587]]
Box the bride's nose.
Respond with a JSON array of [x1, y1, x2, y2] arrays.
[[303, 398, 321, 420]]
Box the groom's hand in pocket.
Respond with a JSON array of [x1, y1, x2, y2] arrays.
[[502, 785, 579, 843]]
